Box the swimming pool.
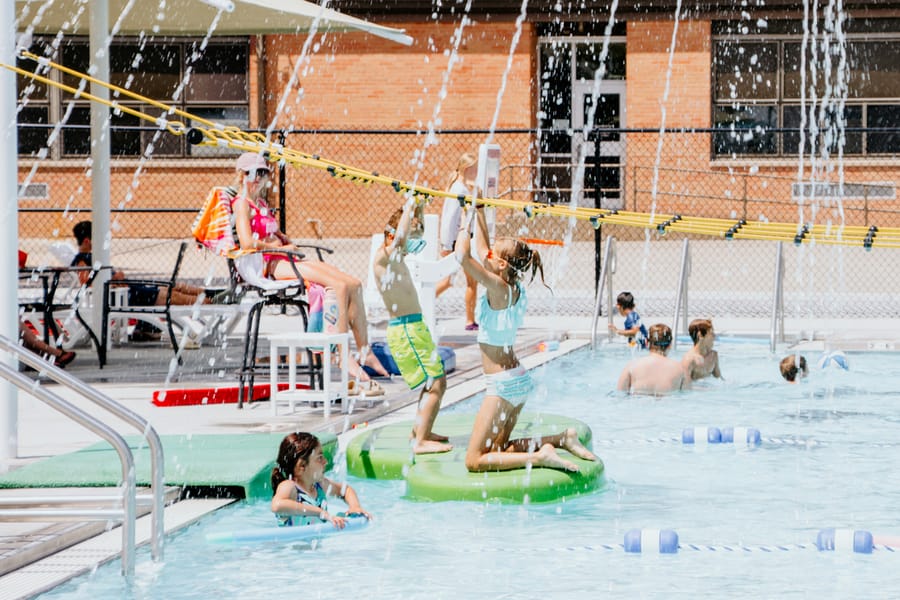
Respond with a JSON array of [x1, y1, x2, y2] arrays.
[[41, 342, 900, 597]]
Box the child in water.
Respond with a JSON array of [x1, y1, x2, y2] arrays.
[[271, 432, 370, 528]]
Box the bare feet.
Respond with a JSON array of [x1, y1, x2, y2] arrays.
[[534, 444, 579, 472], [413, 440, 453, 454], [361, 351, 390, 377], [411, 429, 450, 443], [562, 428, 598, 461], [346, 360, 372, 382]]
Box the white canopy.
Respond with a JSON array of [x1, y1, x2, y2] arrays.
[[15, 0, 413, 45]]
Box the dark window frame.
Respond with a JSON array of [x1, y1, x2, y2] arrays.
[[712, 24, 900, 158], [16, 36, 250, 159]]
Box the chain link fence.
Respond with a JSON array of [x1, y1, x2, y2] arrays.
[[18, 127, 900, 320]]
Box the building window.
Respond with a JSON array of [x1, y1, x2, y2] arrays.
[[712, 19, 900, 157], [16, 36, 250, 159]]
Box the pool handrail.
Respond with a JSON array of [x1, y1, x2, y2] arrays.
[[0, 334, 166, 575], [671, 238, 691, 351], [770, 241, 785, 352], [590, 235, 616, 350]]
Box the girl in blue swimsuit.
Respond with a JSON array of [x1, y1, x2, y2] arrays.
[[455, 207, 598, 473], [271, 432, 370, 528]]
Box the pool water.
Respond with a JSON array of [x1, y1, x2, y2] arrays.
[[42, 343, 900, 598]]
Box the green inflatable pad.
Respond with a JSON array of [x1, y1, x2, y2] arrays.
[[345, 413, 604, 503]]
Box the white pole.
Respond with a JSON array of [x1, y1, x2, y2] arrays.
[[90, 0, 111, 333], [1, 0, 20, 464]]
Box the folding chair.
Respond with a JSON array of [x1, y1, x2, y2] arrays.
[[99, 241, 190, 366]]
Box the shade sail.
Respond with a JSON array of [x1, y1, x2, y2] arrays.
[[15, 0, 413, 45]]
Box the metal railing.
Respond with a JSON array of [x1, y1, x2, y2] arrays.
[[0, 335, 166, 576], [770, 241, 786, 353], [590, 236, 616, 349], [672, 239, 691, 351]]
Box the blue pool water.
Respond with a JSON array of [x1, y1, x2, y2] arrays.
[[42, 342, 900, 598]]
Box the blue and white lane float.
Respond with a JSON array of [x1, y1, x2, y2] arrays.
[[681, 426, 762, 445], [206, 515, 369, 544], [620, 528, 898, 554], [624, 529, 680, 553]]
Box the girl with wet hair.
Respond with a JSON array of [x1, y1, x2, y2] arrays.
[[270, 432, 370, 528], [454, 206, 598, 473]]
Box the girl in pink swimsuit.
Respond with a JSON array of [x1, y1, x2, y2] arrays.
[[231, 152, 389, 381]]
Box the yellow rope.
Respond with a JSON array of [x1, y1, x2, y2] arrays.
[[5, 54, 896, 251]]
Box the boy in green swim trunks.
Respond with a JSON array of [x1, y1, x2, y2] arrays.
[[373, 200, 452, 454]]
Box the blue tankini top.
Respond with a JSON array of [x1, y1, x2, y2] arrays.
[[276, 481, 328, 527], [476, 282, 527, 348]]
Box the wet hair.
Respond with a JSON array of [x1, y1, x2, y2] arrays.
[[688, 319, 713, 344], [270, 432, 320, 494], [73, 221, 92, 246], [616, 292, 635, 310], [493, 237, 548, 289], [648, 323, 672, 350], [446, 152, 477, 189], [780, 355, 808, 382]]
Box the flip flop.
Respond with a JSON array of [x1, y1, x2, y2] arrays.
[[359, 380, 385, 397]]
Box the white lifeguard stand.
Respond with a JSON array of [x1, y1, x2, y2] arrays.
[[476, 143, 501, 237]]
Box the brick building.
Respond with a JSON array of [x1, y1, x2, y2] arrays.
[[15, 1, 900, 242]]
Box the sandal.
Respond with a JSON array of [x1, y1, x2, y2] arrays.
[[359, 380, 385, 397]]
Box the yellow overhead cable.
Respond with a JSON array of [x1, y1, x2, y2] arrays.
[[5, 54, 898, 251]]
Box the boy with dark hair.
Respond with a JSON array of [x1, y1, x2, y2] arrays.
[[617, 323, 690, 395], [682, 318, 723, 381], [609, 291, 648, 349]]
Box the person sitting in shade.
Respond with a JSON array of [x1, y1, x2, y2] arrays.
[[682, 318, 723, 381], [617, 323, 690, 395], [780, 354, 808, 383], [373, 200, 452, 454], [70, 221, 210, 341]]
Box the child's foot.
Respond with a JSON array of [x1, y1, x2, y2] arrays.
[[534, 444, 579, 472], [361, 352, 390, 377], [411, 429, 450, 443], [413, 440, 453, 454], [562, 428, 598, 461], [346, 360, 372, 382]]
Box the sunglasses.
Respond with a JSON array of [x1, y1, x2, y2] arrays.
[[254, 168, 271, 179]]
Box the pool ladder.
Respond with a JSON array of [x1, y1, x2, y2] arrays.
[[0, 334, 165, 577], [591, 237, 787, 353]]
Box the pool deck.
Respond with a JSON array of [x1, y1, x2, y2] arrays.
[[1, 313, 898, 598]]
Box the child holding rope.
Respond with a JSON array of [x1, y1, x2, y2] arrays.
[[454, 204, 597, 472], [373, 200, 452, 454]]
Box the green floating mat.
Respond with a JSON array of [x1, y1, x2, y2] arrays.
[[0, 433, 337, 501], [346, 413, 604, 503]]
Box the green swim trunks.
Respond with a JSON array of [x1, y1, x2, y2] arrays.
[[386, 314, 445, 389]]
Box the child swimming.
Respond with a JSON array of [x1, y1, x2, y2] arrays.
[[271, 432, 370, 528]]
